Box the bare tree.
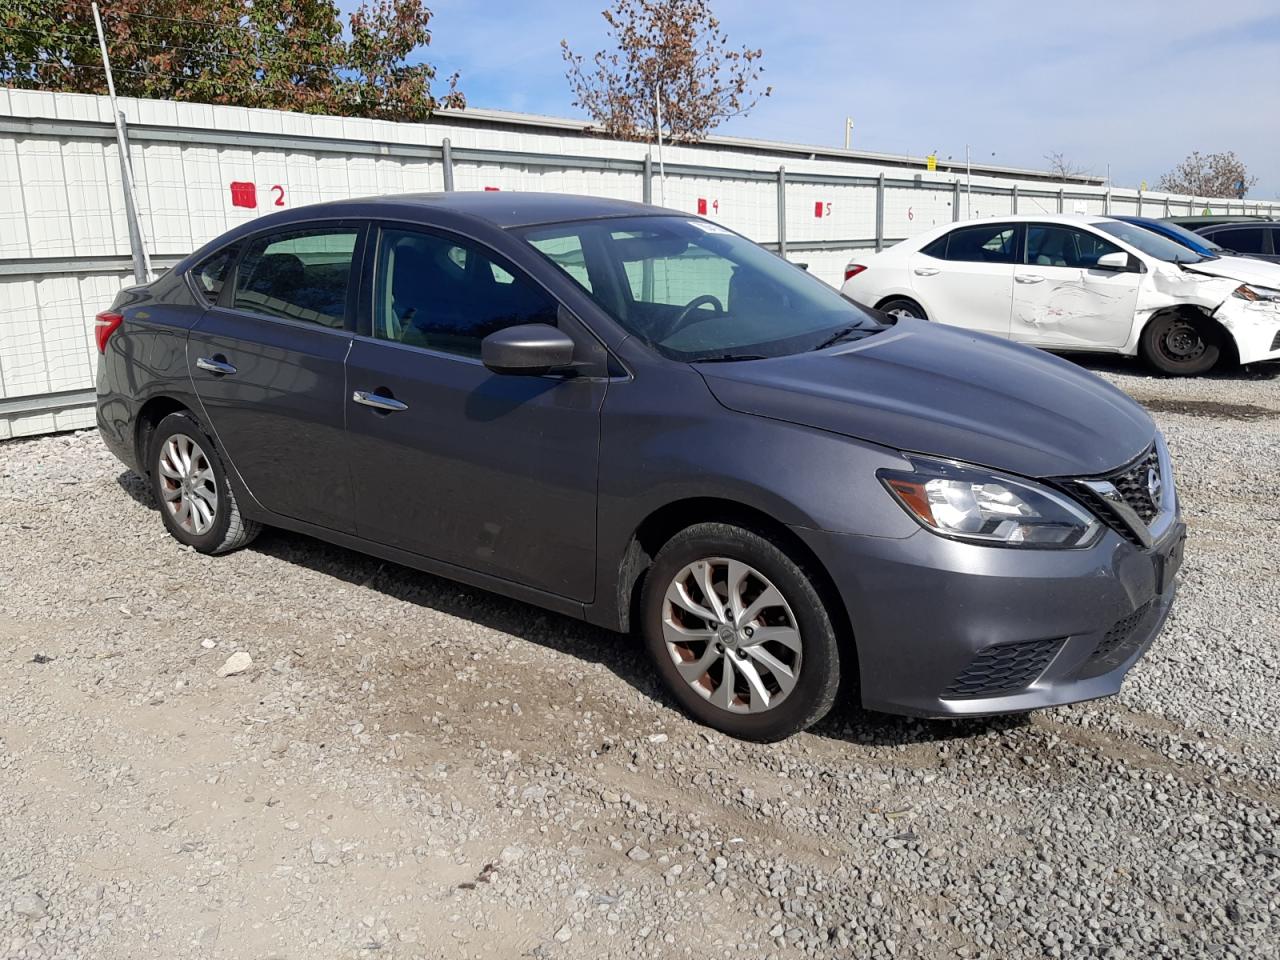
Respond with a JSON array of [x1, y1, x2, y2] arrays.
[[1043, 151, 1089, 182], [561, 0, 770, 142], [1158, 151, 1257, 198]]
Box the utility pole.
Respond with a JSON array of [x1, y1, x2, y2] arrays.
[[653, 82, 667, 207], [92, 1, 150, 283], [844, 117, 853, 151]]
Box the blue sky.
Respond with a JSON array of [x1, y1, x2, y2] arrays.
[[400, 0, 1280, 197]]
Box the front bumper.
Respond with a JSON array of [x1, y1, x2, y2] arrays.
[[794, 517, 1186, 718], [1216, 297, 1280, 365]]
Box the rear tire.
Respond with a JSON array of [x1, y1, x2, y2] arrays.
[[149, 411, 260, 555], [877, 297, 928, 322], [640, 523, 842, 742], [1139, 312, 1222, 375]]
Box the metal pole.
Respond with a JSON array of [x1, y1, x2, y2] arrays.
[[1011, 183, 1019, 215], [1057, 188, 1064, 214], [875, 173, 885, 252], [642, 153, 653, 205], [952, 180, 960, 221], [440, 137, 454, 191], [93, 1, 149, 283], [653, 83, 666, 207], [1105, 184, 1111, 215], [844, 117, 853, 151], [1137, 186, 1143, 217], [776, 166, 787, 257], [965, 144, 971, 218]]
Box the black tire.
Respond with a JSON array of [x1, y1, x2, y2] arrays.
[[877, 297, 928, 321], [149, 411, 260, 555], [640, 522, 842, 742], [1139, 312, 1222, 376]]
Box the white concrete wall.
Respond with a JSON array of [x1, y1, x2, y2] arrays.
[[1, 87, 1276, 438]]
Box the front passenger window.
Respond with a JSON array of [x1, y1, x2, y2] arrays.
[[233, 227, 358, 328], [374, 228, 558, 357]]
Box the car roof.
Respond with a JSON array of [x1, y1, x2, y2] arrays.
[[283, 191, 665, 229]]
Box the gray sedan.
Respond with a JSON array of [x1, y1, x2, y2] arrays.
[[95, 193, 1185, 740]]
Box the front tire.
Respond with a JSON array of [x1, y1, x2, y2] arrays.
[[150, 411, 260, 555], [640, 523, 842, 742], [1139, 312, 1222, 375]]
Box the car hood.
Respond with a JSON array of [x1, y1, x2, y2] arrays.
[[1180, 255, 1280, 290], [696, 319, 1155, 479]]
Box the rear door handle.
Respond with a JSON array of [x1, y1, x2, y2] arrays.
[[913, 267, 940, 276], [195, 356, 237, 376], [1015, 274, 1045, 284], [352, 390, 408, 413]]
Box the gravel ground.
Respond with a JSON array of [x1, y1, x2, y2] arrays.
[[1, 356, 1278, 960]]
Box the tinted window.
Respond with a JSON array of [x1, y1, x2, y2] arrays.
[[1095, 220, 1203, 263], [1270, 229, 1280, 255], [191, 247, 236, 304], [375, 227, 558, 357], [920, 235, 948, 259], [1211, 227, 1265, 254], [233, 228, 357, 327], [1028, 225, 1123, 268], [940, 223, 1018, 264]]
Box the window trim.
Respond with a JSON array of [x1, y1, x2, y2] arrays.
[[187, 244, 239, 307], [214, 219, 368, 333]]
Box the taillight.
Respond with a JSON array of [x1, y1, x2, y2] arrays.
[[95, 311, 123, 353], [844, 264, 867, 282]]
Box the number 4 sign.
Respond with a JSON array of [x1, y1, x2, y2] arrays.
[[697, 198, 719, 216]]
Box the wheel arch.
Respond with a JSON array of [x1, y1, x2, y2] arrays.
[[1139, 304, 1238, 366], [613, 497, 857, 671], [874, 293, 927, 316], [134, 395, 193, 475]]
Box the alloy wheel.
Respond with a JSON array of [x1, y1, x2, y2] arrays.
[[661, 557, 803, 714], [157, 433, 218, 536]]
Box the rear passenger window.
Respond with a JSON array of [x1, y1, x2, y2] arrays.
[[939, 223, 1018, 264], [1212, 228, 1265, 254], [374, 228, 558, 357], [191, 247, 236, 304], [233, 227, 358, 328], [920, 236, 948, 259]]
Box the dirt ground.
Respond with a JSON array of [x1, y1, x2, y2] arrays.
[[2, 356, 1278, 960]]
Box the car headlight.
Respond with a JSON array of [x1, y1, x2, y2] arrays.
[[878, 457, 1102, 548], [1232, 283, 1280, 302]]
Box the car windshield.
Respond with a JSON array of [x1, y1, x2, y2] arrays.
[[1095, 220, 1210, 264], [519, 216, 881, 361]]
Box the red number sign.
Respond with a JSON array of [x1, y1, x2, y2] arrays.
[[230, 182, 257, 209]]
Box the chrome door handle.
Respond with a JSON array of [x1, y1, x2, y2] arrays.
[[1015, 274, 1045, 284], [352, 390, 408, 413], [195, 356, 237, 376], [913, 267, 940, 276]]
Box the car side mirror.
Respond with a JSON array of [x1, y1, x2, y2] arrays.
[[1095, 251, 1131, 272], [481, 323, 576, 375]]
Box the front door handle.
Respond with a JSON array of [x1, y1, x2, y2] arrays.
[[913, 267, 940, 276], [1015, 274, 1046, 284], [352, 390, 408, 413], [195, 356, 237, 376]]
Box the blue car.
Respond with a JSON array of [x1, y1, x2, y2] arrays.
[[1113, 216, 1226, 258]]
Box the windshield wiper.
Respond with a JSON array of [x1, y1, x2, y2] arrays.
[[691, 354, 768, 363], [811, 325, 869, 351]]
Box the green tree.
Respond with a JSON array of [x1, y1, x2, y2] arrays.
[[561, 0, 770, 143], [0, 0, 463, 121]]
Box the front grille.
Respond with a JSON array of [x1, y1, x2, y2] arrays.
[[1109, 445, 1161, 523], [942, 637, 1064, 700], [1062, 444, 1162, 546], [1080, 602, 1152, 678]]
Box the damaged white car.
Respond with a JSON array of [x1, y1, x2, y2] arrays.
[[841, 214, 1280, 375]]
